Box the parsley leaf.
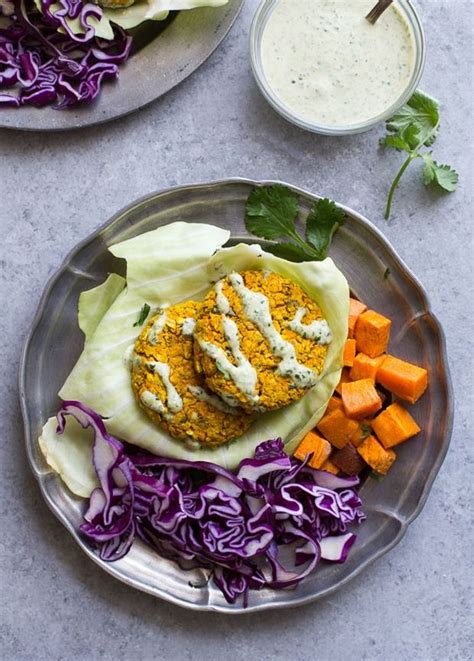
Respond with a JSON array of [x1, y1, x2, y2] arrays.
[[245, 184, 300, 241], [380, 90, 458, 219], [133, 303, 150, 327], [244, 185, 345, 263], [386, 90, 439, 146], [306, 198, 345, 260], [379, 134, 412, 152], [264, 241, 316, 262], [360, 423, 372, 439], [369, 471, 384, 482], [422, 153, 459, 192]]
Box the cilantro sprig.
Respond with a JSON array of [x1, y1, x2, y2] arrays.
[[380, 91, 458, 220], [133, 303, 150, 327], [245, 185, 345, 262]]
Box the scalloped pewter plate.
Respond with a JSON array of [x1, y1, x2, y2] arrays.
[[19, 179, 453, 613], [0, 0, 243, 132]]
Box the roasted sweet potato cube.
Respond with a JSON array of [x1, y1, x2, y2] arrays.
[[335, 368, 351, 395], [341, 379, 383, 419], [294, 431, 332, 469], [371, 402, 421, 448], [326, 396, 344, 414], [350, 420, 372, 447], [355, 310, 391, 358], [350, 352, 386, 382], [348, 298, 367, 339], [343, 339, 357, 367], [376, 355, 428, 404], [316, 409, 359, 449], [332, 443, 367, 475], [320, 459, 340, 475], [357, 435, 396, 475]]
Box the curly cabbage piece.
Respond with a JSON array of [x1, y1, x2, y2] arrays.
[[35, 0, 229, 40]]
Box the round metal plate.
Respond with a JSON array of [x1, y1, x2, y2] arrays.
[[19, 178, 453, 612], [0, 1, 243, 132]]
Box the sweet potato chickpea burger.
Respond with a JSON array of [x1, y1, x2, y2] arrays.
[[193, 270, 332, 413], [131, 300, 254, 447]]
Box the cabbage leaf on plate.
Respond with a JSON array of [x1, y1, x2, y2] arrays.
[[78, 273, 125, 341], [35, 0, 229, 40], [39, 222, 348, 496]]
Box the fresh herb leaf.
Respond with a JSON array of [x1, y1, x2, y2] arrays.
[[306, 198, 346, 260], [264, 241, 316, 262], [380, 90, 458, 219], [368, 470, 384, 482], [133, 303, 150, 327], [244, 185, 345, 263], [245, 184, 300, 241], [386, 91, 439, 146], [383, 267, 391, 279], [422, 153, 459, 192], [360, 423, 371, 439], [379, 134, 412, 152]]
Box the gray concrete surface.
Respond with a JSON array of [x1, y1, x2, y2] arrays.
[[0, 1, 472, 659]]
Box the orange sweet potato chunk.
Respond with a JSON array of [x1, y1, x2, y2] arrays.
[[357, 435, 396, 475], [320, 459, 340, 475], [341, 379, 383, 419], [294, 431, 332, 469], [350, 419, 372, 447], [316, 409, 359, 449], [326, 396, 344, 414], [376, 355, 428, 404], [348, 298, 367, 339], [371, 402, 421, 448], [350, 352, 386, 382], [335, 368, 351, 395], [355, 310, 391, 358], [343, 339, 357, 367]]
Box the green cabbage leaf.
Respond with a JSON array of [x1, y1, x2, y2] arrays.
[[39, 223, 348, 497], [78, 273, 126, 341]]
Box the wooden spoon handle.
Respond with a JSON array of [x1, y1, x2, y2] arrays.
[[365, 0, 394, 24]]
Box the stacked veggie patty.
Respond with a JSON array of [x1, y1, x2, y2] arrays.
[[131, 301, 254, 447], [131, 271, 332, 448]]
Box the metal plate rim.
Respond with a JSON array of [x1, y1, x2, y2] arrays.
[[19, 177, 454, 613]]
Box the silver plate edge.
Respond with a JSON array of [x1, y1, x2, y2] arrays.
[[18, 177, 454, 613]]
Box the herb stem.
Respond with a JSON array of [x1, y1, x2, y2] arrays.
[[385, 153, 417, 220], [288, 228, 318, 256]]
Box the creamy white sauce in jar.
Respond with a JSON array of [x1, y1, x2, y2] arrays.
[[260, 0, 416, 127]]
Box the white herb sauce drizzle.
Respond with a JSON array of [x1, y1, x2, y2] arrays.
[[219, 391, 243, 409], [181, 317, 196, 336], [124, 344, 141, 369], [288, 307, 332, 344], [197, 281, 258, 403], [197, 333, 258, 403], [146, 361, 183, 413], [227, 272, 318, 388], [188, 385, 238, 415], [140, 390, 172, 420], [147, 311, 167, 345], [215, 279, 232, 315]]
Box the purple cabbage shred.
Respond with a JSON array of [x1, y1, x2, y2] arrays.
[[56, 401, 366, 606], [0, 0, 131, 109]]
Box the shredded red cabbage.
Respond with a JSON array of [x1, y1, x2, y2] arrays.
[[0, 0, 131, 108], [56, 401, 365, 606]]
